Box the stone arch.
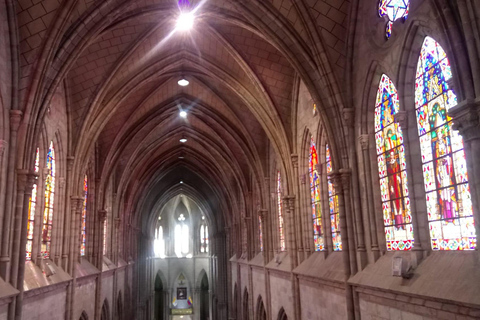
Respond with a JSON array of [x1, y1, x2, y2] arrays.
[[79, 311, 88, 320], [255, 295, 266, 320], [277, 307, 288, 320], [233, 282, 238, 318], [100, 299, 110, 320], [242, 287, 249, 320], [116, 291, 123, 320]]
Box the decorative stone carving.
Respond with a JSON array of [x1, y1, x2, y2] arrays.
[[394, 111, 408, 129], [10, 110, 23, 131], [449, 99, 480, 141], [358, 134, 369, 150], [343, 108, 355, 128], [98, 209, 108, 222]]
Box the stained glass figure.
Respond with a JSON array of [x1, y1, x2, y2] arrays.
[[26, 148, 39, 260], [309, 137, 324, 251], [277, 171, 286, 252], [41, 142, 55, 259], [415, 37, 476, 250], [326, 144, 342, 251], [259, 215, 263, 252], [375, 75, 414, 251], [81, 175, 87, 256], [378, 0, 410, 38]]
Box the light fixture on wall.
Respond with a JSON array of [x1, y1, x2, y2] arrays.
[[178, 78, 189, 87], [179, 135, 187, 143]]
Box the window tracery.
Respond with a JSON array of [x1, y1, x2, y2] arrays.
[[26, 148, 39, 260], [309, 137, 324, 251], [277, 171, 286, 252], [41, 141, 55, 259]]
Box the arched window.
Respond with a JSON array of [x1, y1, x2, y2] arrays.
[[375, 74, 414, 251], [326, 144, 342, 251], [42, 141, 55, 259], [154, 225, 165, 258], [26, 148, 39, 260], [81, 175, 87, 256], [175, 214, 189, 257], [277, 171, 285, 251], [200, 217, 209, 253], [258, 215, 263, 252], [415, 37, 476, 250], [309, 137, 323, 251], [103, 218, 107, 255]]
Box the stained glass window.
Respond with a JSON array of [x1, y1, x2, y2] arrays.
[[378, 0, 410, 38], [175, 214, 189, 257], [81, 175, 87, 256], [103, 219, 107, 255], [41, 142, 55, 259], [375, 75, 414, 251], [326, 144, 342, 251], [26, 148, 39, 260], [258, 215, 263, 252], [154, 226, 165, 258], [277, 171, 285, 252], [200, 218, 209, 253], [309, 137, 324, 251], [415, 37, 476, 250]]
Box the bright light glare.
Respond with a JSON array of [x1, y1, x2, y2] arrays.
[[176, 12, 194, 31], [178, 79, 189, 86], [179, 111, 187, 118], [180, 138, 187, 143]]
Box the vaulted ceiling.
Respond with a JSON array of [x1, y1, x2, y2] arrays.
[[18, 0, 350, 232]]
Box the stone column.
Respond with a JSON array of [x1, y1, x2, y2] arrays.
[[358, 134, 380, 262], [95, 210, 108, 320], [54, 177, 66, 266], [0, 110, 22, 281], [193, 288, 200, 320], [0, 140, 8, 248], [62, 156, 75, 271], [291, 154, 304, 264], [330, 172, 355, 320], [14, 172, 37, 320], [449, 99, 480, 248], [34, 167, 49, 264]]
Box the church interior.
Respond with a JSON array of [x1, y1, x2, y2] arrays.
[[0, 0, 479, 319]]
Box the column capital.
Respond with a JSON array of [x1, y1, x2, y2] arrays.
[[291, 154, 299, 167], [343, 108, 355, 128], [394, 111, 408, 129], [358, 134, 369, 150], [283, 195, 295, 208], [24, 171, 38, 195], [98, 209, 108, 222], [9, 110, 23, 131], [67, 156, 75, 171], [449, 98, 480, 141], [16, 169, 29, 191], [339, 168, 352, 190], [258, 209, 267, 219]]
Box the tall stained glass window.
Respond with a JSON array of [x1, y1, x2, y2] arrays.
[[103, 219, 107, 255], [154, 225, 165, 258], [277, 171, 285, 252], [41, 142, 55, 259], [375, 75, 414, 250], [309, 137, 324, 251], [200, 217, 209, 253], [258, 215, 263, 252], [26, 148, 40, 260], [326, 145, 342, 251], [415, 37, 476, 250], [81, 175, 88, 256], [378, 0, 410, 38]]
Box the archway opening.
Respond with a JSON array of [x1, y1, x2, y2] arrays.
[[155, 273, 164, 320], [200, 273, 209, 320]]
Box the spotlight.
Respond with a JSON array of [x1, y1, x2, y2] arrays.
[[179, 110, 187, 118], [176, 11, 194, 31], [178, 79, 189, 87]]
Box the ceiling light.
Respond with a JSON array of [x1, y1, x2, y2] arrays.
[[176, 11, 194, 31], [179, 137, 187, 143], [180, 181, 184, 184], [178, 79, 189, 87], [179, 110, 187, 118], [178, 156, 185, 159]]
